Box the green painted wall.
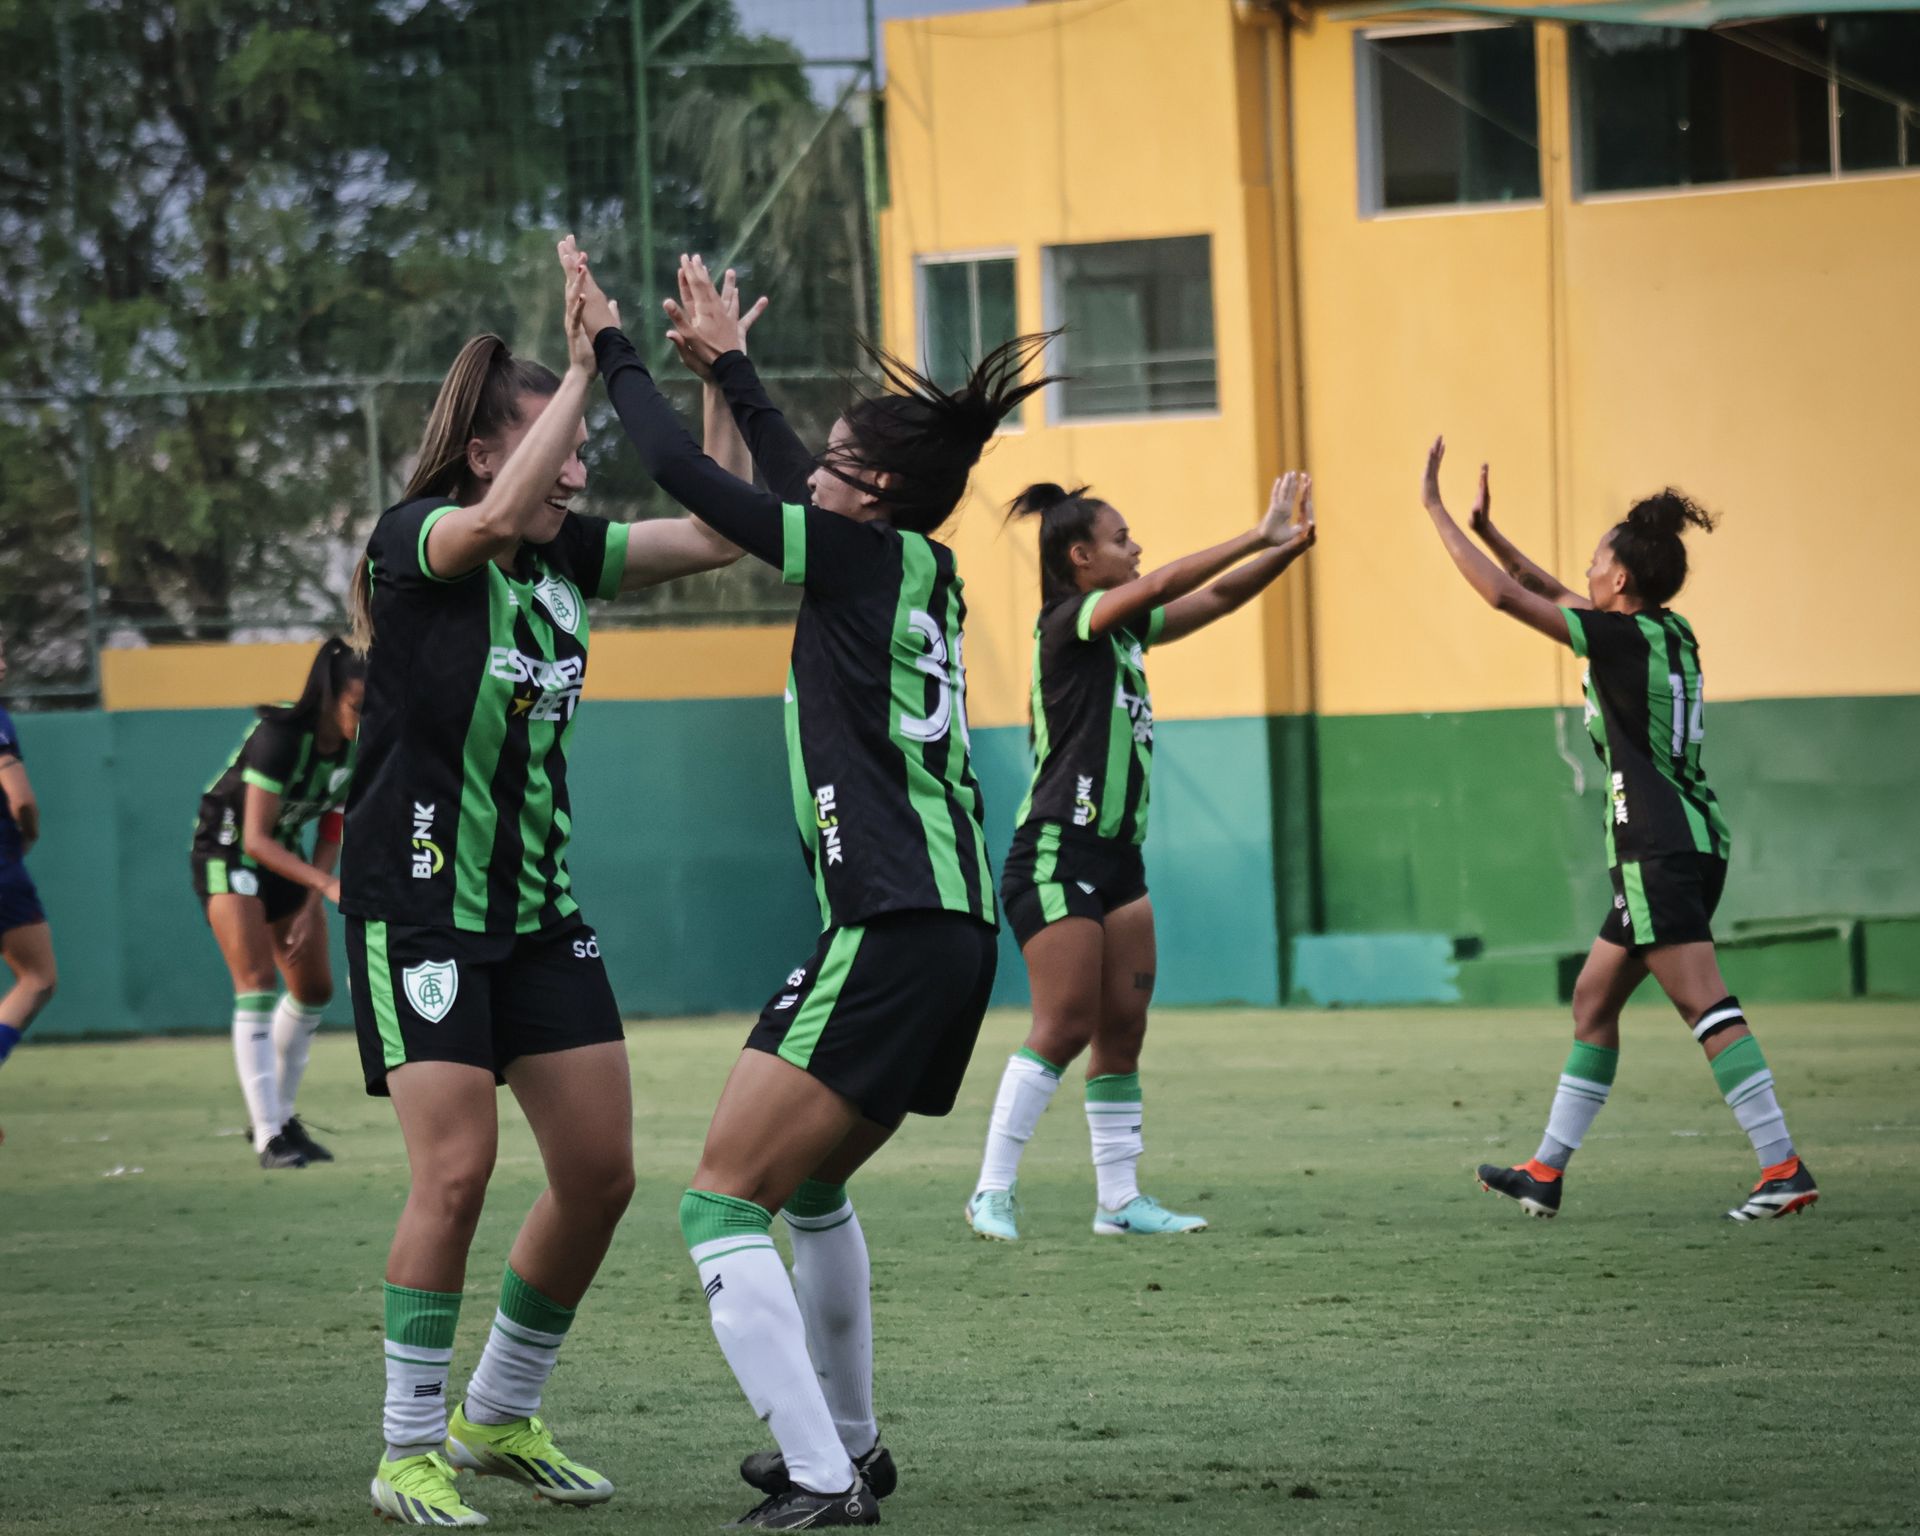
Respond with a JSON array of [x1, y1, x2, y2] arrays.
[[13, 703, 1289, 1037], [1314, 694, 1920, 999]]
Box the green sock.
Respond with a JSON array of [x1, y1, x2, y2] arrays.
[[1086, 1072, 1144, 1210], [1710, 1035, 1793, 1167], [382, 1283, 462, 1457], [465, 1265, 575, 1425]]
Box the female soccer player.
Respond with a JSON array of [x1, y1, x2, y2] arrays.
[[1418, 437, 1816, 1222], [192, 636, 364, 1169], [342, 255, 760, 1528], [0, 636, 57, 1141], [568, 243, 1041, 1527], [966, 476, 1317, 1242]]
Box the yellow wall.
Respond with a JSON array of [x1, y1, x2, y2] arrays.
[[881, 0, 1307, 728], [1290, 13, 1920, 715]]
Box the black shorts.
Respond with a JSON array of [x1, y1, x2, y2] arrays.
[[746, 910, 998, 1128], [192, 852, 308, 925], [1602, 853, 1729, 952], [345, 916, 622, 1096], [1000, 822, 1149, 948]]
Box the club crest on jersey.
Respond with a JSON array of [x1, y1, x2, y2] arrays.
[[533, 573, 582, 635], [402, 959, 459, 1023], [229, 868, 260, 897]]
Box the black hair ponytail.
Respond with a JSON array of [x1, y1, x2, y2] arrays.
[[1006, 482, 1105, 603], [260, 636, 365, 730], [1610, 489, 1717, 606], [827, 331, 1061, 536]]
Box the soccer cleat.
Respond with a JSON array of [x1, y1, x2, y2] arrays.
[[742, 1440, 897, 1501], [728, 1480, 880, 1528], [258, 1132, 309, 1170], [965, 1187, 1020, 1242], [282, 1115, 334, 1163], [1093, 1194, 1208, 1235], [444, 1403, 613, 1505], [371, 1450, 488, 1526], [1477, 1160, 1562, 1218], [1726, 1156, 1819, 1221]]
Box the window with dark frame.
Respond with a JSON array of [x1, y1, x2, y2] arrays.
[[1045, 236, 1218, 420], [917, 256, 1017, 395], [1573, 15, 1920, 195], [1358, 25, 1542, 213]]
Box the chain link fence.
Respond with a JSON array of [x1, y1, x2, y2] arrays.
[[0, 0, 882, 702]]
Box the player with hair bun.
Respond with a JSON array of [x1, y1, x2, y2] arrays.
[[965, 474, 1316, 1242], [192, 634, 364, 1170], [1419, 437, 1817, 1223]]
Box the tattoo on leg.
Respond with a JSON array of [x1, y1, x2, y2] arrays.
[[1132, 971, 1154, 992]]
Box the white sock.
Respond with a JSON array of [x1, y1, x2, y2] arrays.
[[1713, 1034, 1795, 1168], [1086, 1072, 1144, 1211], [272, 995, 326, 1118], [383, 1341, 454, 1459], [232, 992, 280, 1151], [465, 1310, 564, 1424], [786, 1193, 877, 1458], [975, 1050, 1062, 1194], [686, 1194, 856, 1496]]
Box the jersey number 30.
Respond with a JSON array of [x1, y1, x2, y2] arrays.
[[1668, 672, 1706, 756], [900, 610, 969, 746]]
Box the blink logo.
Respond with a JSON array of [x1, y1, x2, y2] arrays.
[[1073, 774, 1097, 828], [411, 801, 444, 879], [815, 785, 844, 866], [1611, 772, 1630, 826]]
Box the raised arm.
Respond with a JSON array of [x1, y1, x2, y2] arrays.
[[669, 255, 816, 502], [421, 265, 596, 580], [1158, 475, 1316, 644], [667, 260, 769, 485], [1084, 473, 1309, 639], [1421, 437, 1570, 645], [0, 755, 39, 852], [1468, 463, 1587, 607]]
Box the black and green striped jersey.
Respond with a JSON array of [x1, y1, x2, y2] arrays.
[[1563, 606, 1732, 868], [593, 329, 995, 932], [340, 497, 630, 933], [1014, 591, 1165, 847], [191, 716, 356, 864]]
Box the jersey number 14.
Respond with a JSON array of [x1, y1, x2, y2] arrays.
[[1668, 672, 1706, 757]]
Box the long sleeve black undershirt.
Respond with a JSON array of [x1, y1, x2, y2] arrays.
[[709, 350, 817, 504], [593, 326, 789, 568]]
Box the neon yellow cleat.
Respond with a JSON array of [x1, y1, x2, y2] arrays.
[[371, 1450, 488, 1526], [446, 1403, 614, 1505]]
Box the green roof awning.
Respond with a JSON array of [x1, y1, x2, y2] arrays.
[[1320, 0, 1918, 26]]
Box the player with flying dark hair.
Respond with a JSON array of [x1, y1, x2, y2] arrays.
[[1419, 436, 1816, 1223], [964, 475, 1316, 1242], [192, 635, 365, 1169], [566, 240, 1046, 1527], [0, 636, 57, 1145], [343, 254, 761, 1527]]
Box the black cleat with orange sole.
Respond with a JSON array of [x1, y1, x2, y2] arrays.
[[1477, 1160, 1563, 1218], [1726, 1156, 1818, 1221]]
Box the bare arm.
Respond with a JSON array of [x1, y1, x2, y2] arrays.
[[1467, 462, 1588, 607], [240, 785, 342, 904], [0, 757, 38, 850], [421, 265, 597, 581], [1159, 479, 1316, 645], [1422, 437, 1571, 646], [1086, 473, 1310, 639]]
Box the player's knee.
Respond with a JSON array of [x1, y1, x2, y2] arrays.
[[422, 1163, 493, 1233], [1570, 979, 1617, 1034], [235, 968, 276, 996]]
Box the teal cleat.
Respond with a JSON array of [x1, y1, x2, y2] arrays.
[[964, 1187, 1020, 1241], [1093, 1194, 1208, 1235]]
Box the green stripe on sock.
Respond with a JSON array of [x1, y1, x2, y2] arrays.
[[383, 1282, 461, 1351], [235, 991, 276, 1012], [1564, 1041, 1619, 1087], [784, 1178, 849, 1219], [1086, 1072, 1141, 1104], [499, 1263, 574, 1337], [1710, 1034, 1767, 1097], [679, 1188, 773, 1247], [1016, 1046, 1064, 1077]]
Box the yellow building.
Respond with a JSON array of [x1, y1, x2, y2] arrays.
[[880, 0, 1920, 1002]]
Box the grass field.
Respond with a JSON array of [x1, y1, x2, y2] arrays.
[[3, 1002, 1916, 1535]]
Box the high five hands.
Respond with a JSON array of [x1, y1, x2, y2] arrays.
[[555, 239, 766, 381]]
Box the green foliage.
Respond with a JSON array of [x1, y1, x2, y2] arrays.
[[1, 0, 875, 684]]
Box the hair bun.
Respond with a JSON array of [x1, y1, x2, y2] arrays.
[[1627, 488, 1717, 540]]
